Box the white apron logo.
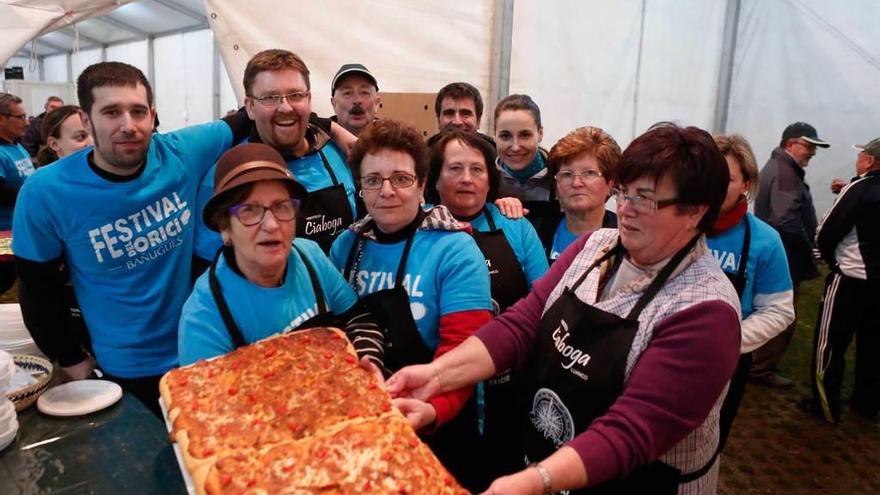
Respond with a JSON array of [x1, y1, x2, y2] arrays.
[[303, 214, 343, 237], [553, 320, 592, 381], [530, 388, 575, 448]]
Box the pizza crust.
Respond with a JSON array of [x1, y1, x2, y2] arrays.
[[162, 327, 465, 495]]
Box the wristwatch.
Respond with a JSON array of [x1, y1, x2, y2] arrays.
[[531, 463, 553, 495]]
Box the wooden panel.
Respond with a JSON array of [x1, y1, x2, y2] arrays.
[[376, 92, 438, 140]]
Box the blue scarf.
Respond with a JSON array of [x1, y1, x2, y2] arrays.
[[502, 152, 545, 185]]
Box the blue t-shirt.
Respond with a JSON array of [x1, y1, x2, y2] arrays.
[[329, 228, 492, 351], [707, 213, 793, 318], [178, 238, 358, 365], [12, 121, 232, 378], [549, 211, 617, 260], [469, 203, 548, 287], [194, 140, 355, 260], [0, 142, 35, 230]]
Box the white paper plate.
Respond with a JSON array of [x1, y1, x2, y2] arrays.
[[0, 416, 17, 451], [37, 380, 123, 417]]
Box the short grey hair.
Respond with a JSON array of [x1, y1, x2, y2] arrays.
[[0, 93, 23, 114]]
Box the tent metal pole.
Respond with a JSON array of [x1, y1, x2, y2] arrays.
[[712, 0, 742, 134], [488, 0, 514, 136], [147, 36, 156, 93], [212, 40, 221, 120], [631, 0, 648, 141], [66, 53, 73, 84]]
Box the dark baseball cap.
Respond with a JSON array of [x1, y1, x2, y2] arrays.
[[331, 63, 378, 94], [781, 122, 830, 148], [203, 143, 307, 231], [854, 137, 880, 160]]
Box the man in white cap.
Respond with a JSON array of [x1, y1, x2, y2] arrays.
[[803, 136, 880, 423], [753, 122, 830, 389], [330, 63, 380, 136]]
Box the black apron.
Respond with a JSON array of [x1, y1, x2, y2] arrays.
[[296, 149, 355, 253], [527, 187, 564, 257], [521, 235, 717, 494], [209, 243, 335, 348], [343, 225, 483, 491], [718, 215, 753, 451], [471, 207, 531, 486]]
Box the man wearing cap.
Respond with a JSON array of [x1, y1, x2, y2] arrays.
[[195, 49, 358, 259], [801, 137, 880, 423], [753, 122, 830, 389], [330, 63, 380, 136]]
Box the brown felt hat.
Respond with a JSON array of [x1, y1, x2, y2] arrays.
[[203, 143, 307, 231]]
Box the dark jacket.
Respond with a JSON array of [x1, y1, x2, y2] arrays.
[[754, 147, 819, 283], [816, 170, 880, 282], [21, 112, 45, 158]]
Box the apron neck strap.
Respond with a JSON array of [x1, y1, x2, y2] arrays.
[[625, 234, 701, 320], [565, 233, 702, 320], [292, 241, 328, 314], [209, 247, 247, 349], [316, 148, 340, 185], [483, 206, 499, 232], [345, 221, 418, 289], [735, 215, 751, 285]]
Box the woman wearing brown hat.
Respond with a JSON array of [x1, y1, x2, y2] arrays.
[[178, 143, 382, 366]]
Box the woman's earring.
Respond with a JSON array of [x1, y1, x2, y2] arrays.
[[358, 190, 364, 198]]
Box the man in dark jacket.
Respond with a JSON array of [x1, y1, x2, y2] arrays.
[[802, 137, 880, 423], [753, 122, 829, 388], [20, 96, 64, 157]]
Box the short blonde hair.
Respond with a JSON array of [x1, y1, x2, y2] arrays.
[[714, 134, 759, 199]]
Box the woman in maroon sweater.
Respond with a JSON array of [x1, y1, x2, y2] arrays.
[[388, 123, 741, 495]]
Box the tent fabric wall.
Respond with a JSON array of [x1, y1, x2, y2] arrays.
[[204, 0, 495, 127], [43, 54, 69, 82], [509, 0, 727, 148], [727, 0, 880, 214], [153, 30, 215, 131]]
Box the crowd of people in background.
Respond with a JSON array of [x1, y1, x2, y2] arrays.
[[0, 47, 878, 495]]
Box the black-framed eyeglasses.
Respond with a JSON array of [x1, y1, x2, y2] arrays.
[[359, 173, 417, 190], [555, 169, 604, 185], [0, 113, 27, 121], [612, 186, 678, 213], [229, 199, 300, 226], [250, 92, 310, 107]]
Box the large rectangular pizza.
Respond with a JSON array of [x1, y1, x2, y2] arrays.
[[160, 327, 468, 495]]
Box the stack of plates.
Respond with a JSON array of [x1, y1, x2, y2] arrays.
[[0, 304, 42, 357], [0, 350, 18, 450]]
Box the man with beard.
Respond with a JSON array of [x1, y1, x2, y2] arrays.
[[12, 62, 253, 416], [427, 82, 495, 150], [194, 49, 358, 257], [330, 63, 380, 136]]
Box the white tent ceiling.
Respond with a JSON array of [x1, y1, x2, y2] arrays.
[[1, 0, 208, 62]]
